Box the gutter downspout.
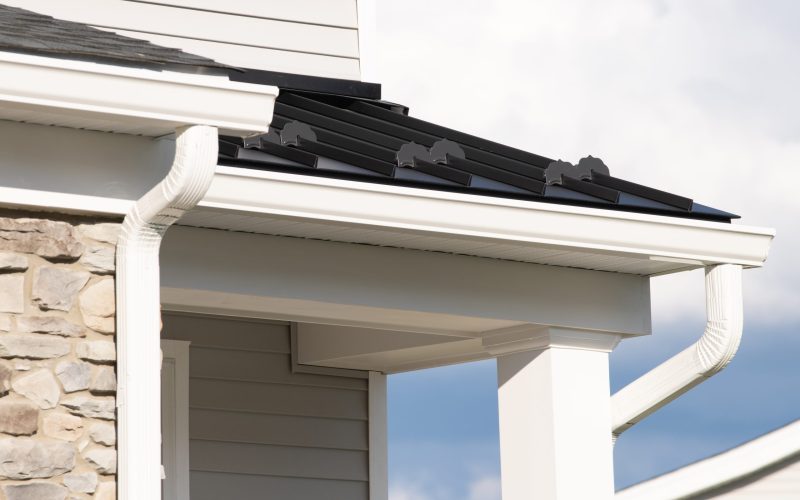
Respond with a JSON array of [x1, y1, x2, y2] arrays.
[[611, 264, 743, 438], [116, 125, 218, 500]]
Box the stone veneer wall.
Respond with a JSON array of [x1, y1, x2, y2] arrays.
[[0, 213, 120, 500]]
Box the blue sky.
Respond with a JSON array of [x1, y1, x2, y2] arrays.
[[375, 1, 800, 498]]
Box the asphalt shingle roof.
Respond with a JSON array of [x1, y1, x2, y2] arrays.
[[0, 4, 230, 71], [219, 91, 736, 222]]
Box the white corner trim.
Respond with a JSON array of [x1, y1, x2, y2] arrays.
[[203, 167, 775, 268], [611, 264, 743, 437], [116, 125, 218, 500], [160, 339, 191, 500], [0, 50, 277, 134], [617, 420, 800, 499], [356, 0, 378, 82], [368, 371, 388, 500]]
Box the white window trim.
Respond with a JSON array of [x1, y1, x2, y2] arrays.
[[368, 371, 388, 500], [161, 339, 191, 500]]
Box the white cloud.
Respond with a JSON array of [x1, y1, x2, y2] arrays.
[[468, 475, 501, 500]]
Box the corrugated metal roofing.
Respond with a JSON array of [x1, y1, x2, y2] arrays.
[[0, 4, 230, 72], [219, 91, 737, 222]]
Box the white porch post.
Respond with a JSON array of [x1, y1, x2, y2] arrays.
[[490, 327, 620, 500]]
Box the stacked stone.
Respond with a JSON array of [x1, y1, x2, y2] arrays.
[[0, 216, 120, 500]]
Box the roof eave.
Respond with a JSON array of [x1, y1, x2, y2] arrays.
[[193, 166, 774, 275], [0, 50, 277, 136]]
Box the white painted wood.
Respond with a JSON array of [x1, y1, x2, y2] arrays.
[[199, 166, 774, 273], [612, 265, 743, 437], [0, 51, 277, 136], [100, 29, 361, 79], [497, 328, 618, 500], [160, 226, 652, 336], [6, 0, 359, 58], [161, 339, 191, 500], [368, 372, 388, 500], [116, 126, 218, 500], [617, 420, 800, 500], [136, 0, 359, 28]]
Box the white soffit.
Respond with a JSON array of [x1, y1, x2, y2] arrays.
[[0, 51, 277, 136], [184, 166, 775, 276]]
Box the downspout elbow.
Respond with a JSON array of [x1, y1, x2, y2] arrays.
[[611, 264, 744, 438]]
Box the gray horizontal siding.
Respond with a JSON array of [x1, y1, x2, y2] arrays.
[[163, 312, 369, 500], [191, 471, 368, 500]]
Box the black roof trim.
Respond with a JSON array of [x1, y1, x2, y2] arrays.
[[229, 68, 381, 100]]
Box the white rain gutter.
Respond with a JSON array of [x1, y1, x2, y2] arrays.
[[116, 125, 218, 500], [611, 263, 743, 438]]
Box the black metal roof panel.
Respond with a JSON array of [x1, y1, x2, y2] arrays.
[[0, 4, 230, 72], [220, 90, 737, 222]]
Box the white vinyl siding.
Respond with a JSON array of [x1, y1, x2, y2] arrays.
[[162, 313, 369, 500], [4, 0, 361, 79]]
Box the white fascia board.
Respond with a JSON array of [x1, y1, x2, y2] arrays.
[[0, 186, 132, 216], [202, 167, 775, 268], [617, 420, 800, 499], [0, 51, 277, 135]]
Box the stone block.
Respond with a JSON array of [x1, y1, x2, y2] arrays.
[[0, 438, 75, 479], [83, 447, 117, 475], [3, 482, 69, 500], [80, 246, 115, 275], [60, 394, 115, 420], [76, 223, 120, 245], [0, 314, 10, 331], [33, 267, 90, 312], [64, 471, 98, 493], [17, 316, 85, 337], [42, 412, 84, 441], [0, 334, 70, 359], [12, 368, 60, 409], [79, 279, 115, 334], [56, 360, 92, 393], [0, 359, 12, 394], [76, 341, 115, 363], [0, 252, 28, 272], [88, 422, 115, 446], [0, 399, 39, 435], [0, 217, 84, 260], [0, 273, 25, 313], [90, 366, 116, 394]]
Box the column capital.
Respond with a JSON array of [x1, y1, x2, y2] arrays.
[[482, 325, 621, 356]]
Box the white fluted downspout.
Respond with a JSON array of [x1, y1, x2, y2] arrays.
[[116, 125, 218, 500], [611, 264, 744, 438]]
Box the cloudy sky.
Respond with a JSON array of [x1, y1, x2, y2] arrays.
[[372, 1, 800, 498]]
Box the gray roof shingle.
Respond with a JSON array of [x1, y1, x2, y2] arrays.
[[0, 4, 231, 72]]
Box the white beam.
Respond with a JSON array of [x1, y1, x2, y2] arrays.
[[497, 328, 619, 500]]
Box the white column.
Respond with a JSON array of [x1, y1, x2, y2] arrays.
[[489, 327, 620, 500]]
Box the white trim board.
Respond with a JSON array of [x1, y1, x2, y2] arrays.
[[191, 166, 774, 275], [161, 339, 191, 500], [617, 419, 800, 499]]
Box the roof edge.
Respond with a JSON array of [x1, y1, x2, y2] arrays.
[[229, 68, 381, 100]]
